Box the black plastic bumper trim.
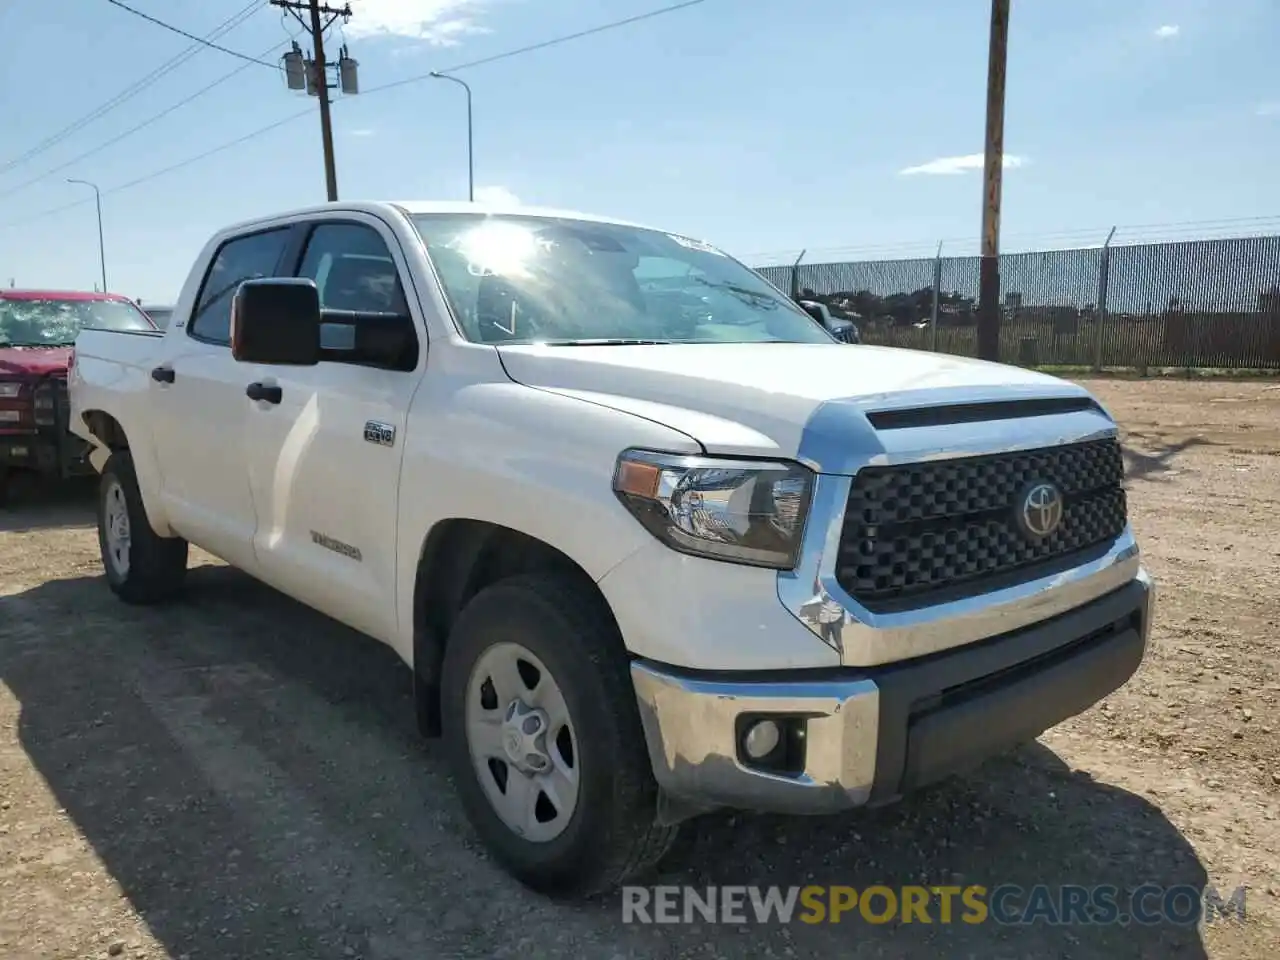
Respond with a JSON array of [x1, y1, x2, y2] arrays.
[[863, 579, 1147, 803]]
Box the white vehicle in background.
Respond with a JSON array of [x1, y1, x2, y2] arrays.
[[68, 200, 1154, 898], [138, 303, 175, 329]]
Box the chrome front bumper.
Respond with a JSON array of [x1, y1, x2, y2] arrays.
[[631, 568, 1154, 815]]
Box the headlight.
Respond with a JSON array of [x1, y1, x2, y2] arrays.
[[0, 382, 22, 399], [612, 449, 814, 568]]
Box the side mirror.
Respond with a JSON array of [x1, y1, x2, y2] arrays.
[[320, 311, 419, 371], [230, 278, 321, 365]]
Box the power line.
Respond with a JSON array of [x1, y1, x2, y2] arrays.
[[0, 0, 263, 175], [0, 0, 715, 228], [0, 38, 297, 202], [0, 109, 316, 228], [110, 109, 315, 194], [104, 0, 277, 68], [363, 0, 709, 94]]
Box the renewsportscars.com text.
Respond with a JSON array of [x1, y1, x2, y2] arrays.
[[621, 884, 1247, 926]]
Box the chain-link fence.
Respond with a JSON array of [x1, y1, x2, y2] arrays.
[[754, 235, 1280, 371]]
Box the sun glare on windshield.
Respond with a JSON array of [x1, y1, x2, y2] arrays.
[[413, 212, 836, 347], [451, 221, 546, 280]]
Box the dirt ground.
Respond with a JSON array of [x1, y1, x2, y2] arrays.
[[1, 377, 1278, 960]]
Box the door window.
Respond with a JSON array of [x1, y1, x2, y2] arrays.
[[296, 221, 417, 368], [189, 227, 293, 343], [298, 222, 410, 316]]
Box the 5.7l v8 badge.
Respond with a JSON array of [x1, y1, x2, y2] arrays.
[[364, 420, 396, 447]]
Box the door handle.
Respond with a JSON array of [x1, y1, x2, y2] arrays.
[[150, 365, 175, 383], [245, 381, 282, 404]]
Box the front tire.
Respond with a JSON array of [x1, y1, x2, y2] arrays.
[[441, 573, 676, 898], [98, 451, 188, 604]]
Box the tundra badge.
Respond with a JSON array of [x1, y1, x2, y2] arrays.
[[364, 420, 396, 447], [310, 530, 362, 562]]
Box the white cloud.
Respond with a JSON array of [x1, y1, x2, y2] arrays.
[[474, 185, 520, 205], [1256, 102, 1280, 117], [344, 0, 491, 47], [1154, 24, 1180, 39], [899, 153, 1026, 176], [346, 128, 376, 137]]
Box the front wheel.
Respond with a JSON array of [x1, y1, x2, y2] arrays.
[[98, 451, 188, 604], [441, 573, 677, 898]]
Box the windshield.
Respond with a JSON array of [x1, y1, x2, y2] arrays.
[[0, 297, 154, 346], [411, 213, 835, 345]]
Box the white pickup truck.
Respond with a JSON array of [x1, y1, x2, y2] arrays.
[[69, 200, 1154, 898]]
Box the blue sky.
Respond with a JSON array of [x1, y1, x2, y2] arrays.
[[0, 0, 1278, 302]]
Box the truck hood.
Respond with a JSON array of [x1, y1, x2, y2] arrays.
[[496, 342, 1097, 464], [0, 345, 72, 378]]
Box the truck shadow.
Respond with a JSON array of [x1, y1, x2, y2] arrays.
[[0, 476, 95, 533], [0, 567, 1210, 959], [1120, 434, 1211, 484]]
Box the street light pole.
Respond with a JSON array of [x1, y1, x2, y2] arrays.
[[67, 178, 107, 293], [430, 72, 474, 202]]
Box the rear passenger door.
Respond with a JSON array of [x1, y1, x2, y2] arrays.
[[242, 215, 424, 645], [150, 226, 294, 570]]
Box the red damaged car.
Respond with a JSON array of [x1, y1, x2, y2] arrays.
[[0, 289, 156, 502]]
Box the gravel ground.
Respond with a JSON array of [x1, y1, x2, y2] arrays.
[[1, 377, 1278, 959]]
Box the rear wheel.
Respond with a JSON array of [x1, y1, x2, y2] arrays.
[[98, 451, 188, 604], [441, 573, 677, 898]]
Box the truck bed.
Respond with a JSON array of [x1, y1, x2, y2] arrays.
[[69, 327, 170, 452]]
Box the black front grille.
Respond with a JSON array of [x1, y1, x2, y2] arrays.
[[835, 437, 1127, 611]]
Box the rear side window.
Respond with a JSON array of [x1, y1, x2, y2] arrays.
[[189, 227, 292, 343]]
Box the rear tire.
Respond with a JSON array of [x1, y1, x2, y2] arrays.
[[441, 573, 676, 898], [98, 451, 188, 604]]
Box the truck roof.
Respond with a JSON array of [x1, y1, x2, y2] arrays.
[[1, 289, 132, 301], [214, 199, 661, 239]]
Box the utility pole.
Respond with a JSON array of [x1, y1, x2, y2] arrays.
[[272, 0, 357, 201], [309, 0, 338, 201], [976, 0, 1010, 363]]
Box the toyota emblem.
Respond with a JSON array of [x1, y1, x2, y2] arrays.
[[1018, 482, 1064, 539]]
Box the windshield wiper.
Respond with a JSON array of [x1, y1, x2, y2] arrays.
[[691, 277, 780, 308]]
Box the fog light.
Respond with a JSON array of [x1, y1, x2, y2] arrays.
[[743, 719, 781, 760]]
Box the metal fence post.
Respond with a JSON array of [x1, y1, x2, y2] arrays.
[[930, 240, 942, 353], [789, 249, 806, 301], [1092, 226, 1116, 372]]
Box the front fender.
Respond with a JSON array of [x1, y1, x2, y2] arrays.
[[393, 380, 704, 658]]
